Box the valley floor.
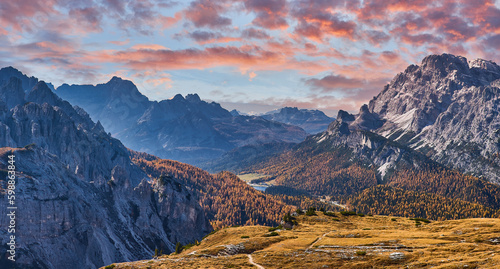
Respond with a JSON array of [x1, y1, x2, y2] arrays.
[[103, 212, 500, 268]]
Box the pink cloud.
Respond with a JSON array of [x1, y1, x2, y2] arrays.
[[68, 7, 103, 32], [88, 45, 329, 75], [243, 0, 289, 30], [304, 74, 366, 93], [241, 28, 271, 39], [185, 30, 242, 45], [184, 0, 232, 29]]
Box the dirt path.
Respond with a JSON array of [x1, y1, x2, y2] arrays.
[[247, 254, 265, 269], [307, 231, 332, 250]]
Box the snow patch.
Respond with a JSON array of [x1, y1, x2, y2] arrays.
[[377, 162, 392, 180], [384, 108, 417, 131]]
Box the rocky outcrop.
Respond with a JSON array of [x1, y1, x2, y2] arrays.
[[0, 79, 211, 268], [319, 110, 429, 181]]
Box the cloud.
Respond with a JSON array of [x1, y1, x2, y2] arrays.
[[186, 30, 241, 45], [92, 45, 330, 74], [304, 74, 365, 93], [291, 7, 358, 42], [242, 0, 289, 29], [131, 44, 170, 50], [184, 0, 232, 29], [241, 28, 271, 39], [68, 7, 103, 32]]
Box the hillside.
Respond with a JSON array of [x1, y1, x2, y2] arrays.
[[103, 211, 500, 268], [130, 151, 294, 229]]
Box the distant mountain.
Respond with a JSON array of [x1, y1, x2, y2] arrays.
[[261, 107, 334, 134], [0, 77, 211, 268], [54, 78, 307, 166]]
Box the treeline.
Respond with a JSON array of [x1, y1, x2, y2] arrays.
[[388, 167, 500, 209], [271, 194, 342, 212], [254, 150, 378, 197], [238, 141, 500, 220], [131, 151, 293, 229], [343, 185, 500, 220]]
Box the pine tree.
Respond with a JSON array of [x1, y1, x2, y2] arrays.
[[175, 242, 183, 254]]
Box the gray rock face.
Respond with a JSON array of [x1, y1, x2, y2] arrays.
[[360, 53, 500, 183], [55, 78, 307, 166], [318, 110, 429, 181], [262, 107, 334, 134], [0, 80, 211, 268]]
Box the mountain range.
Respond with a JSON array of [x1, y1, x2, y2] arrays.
[[261, 107, 334, 134], [54, 79, 307, 166]]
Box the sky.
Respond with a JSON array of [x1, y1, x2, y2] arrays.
[[1, 0, 499, 116]]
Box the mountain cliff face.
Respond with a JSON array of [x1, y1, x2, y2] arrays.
[[262, 107, 334, 134], [363, 54, 500, 183], [0, 77, 211, 269], [55, 79, 307, 166]]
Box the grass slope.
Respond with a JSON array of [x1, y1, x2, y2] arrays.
[[103, 211, 500, 269]]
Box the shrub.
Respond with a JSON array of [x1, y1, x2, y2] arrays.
[[24, 143, 36, 150], [241, 235, 250, 239], [306, 207, 316, 216], [324, 211, 336, 217], [357, 213, 365, 217], [356, 251, 367, 256], [340, 211, 357, 216], [104, 265, 116, 269], [268, 225, 282, 232], [283, 212, 294, 222], [175, 242, 183, 254], [264, 231, 279, 237], [391, 218, 397, 221], [184, 242, 197, 250], [202, 230, 217, 240], [410, 218, 430, 223]]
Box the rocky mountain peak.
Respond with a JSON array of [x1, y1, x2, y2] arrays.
[[327, 110, 354, 135], [171, 93, 185, 101], [26, 81, 60, 106], [0, 66, 39, 92], [185, 93, 202, 103], [469, 58, 500, 73], [336, 110, 355, 122], [420, 53, 470, 76], [351, 104, 384, 130]]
